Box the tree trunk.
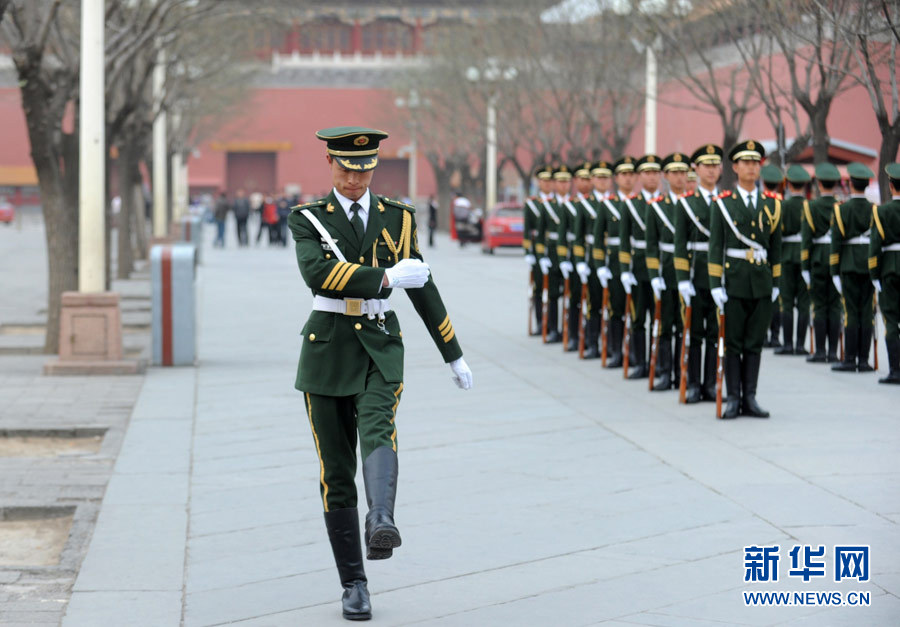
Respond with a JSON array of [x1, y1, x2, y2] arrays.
[[117, 142, 136, 278], [720, 126, 740, 190], [133, 159, 149, 259], [876, 121, 900, 202], [810, 106, 830, 164]]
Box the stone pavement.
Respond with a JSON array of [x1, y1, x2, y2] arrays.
[[50, 227, 900, 626]]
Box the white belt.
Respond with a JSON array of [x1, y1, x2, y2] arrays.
[[585, 235, 595, 245], [607, 237, 621, 246], [726, 247, 768, 264], [884, 243, 900, 252], [313, 295, 390, 319], [631, 238, 646, 249], [659, 242, 675, 253], [782, 234, 802, 243], [566, 232, 576, 242], [546, 232, 559, 240], [812, 234, 832, 245], [689, 242, 709, 252], [845, 235, 870, 245]]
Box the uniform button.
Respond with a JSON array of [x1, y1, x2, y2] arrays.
[[309, 333, 316, 341], [725, 262, 730, 269], [751, 233, 756, 239], [751, 220, 756, 227], [354, 323, 362, 330], [359, 256, 365, 263], [325, 254, 331, 259]]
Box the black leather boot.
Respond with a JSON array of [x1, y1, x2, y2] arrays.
[[774, 311, 794, 355], [545, 298, 561, 343], [531, 294, 543, 336], [807, 318, 827, 362], [628, 331, 649, 379], [741, 353, 769, 418], [565, 303, 579, 352], [685, 342, 703, 403], [832, 326, 858, 372], [324, 508, 372, 621], [879, 338, 900, 384], [606, 318, 624, 368], [827, 317, 841, 362], [857, 325, 874, 372], [672, 334, 682, 390], [766, 310, 781, 347], [795, 311, 810, 355], [653, 341, 672, 391], [722, 353, 742, 419], [363, 446, 401, 560], [702, 340, 718, 401], [584, 316, 600, 359]]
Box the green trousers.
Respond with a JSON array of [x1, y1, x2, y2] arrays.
[[658, 263, 683, 341], [881, 274, 900, 341], [841, 271, 874, 329], [810, 263, 841, 322], [724, 295, 771, 355], [684, 287, 718, 344], [780, 259, 810, 315], [304, 360, 403, 512]]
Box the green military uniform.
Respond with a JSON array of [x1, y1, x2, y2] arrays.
[[535, 168, 564, 343], [619, 155, 655, 379], [591, 160, 626, 367], [774, 165, 812, 356], [646, 154, 687, 391], [571, 161, 603, 358], [554, 164, 583, 352], [830, 162, 877, 372], [290, 127, 468, 620], [802, 163, 843, 362], [761, 164, 785, 348], [708, 140, 782, 418], [674, 144, 722, 403], [869, 162, 900, 383], [523, 171, 545, 336]]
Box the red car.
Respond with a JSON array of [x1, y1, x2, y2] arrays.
[[481, 202, 524, 253], [0, 198, 14, 225]]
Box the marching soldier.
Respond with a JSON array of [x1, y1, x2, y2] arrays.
[[686, 170, 698, 195], [535, 164, 564, 343], [646, 153, 689, 390], [802, 163, 843, 363], [761, 164, 785, 348], [869, 163, 900, 384], [675, 144, 723, 403], [619, 155, 657, 379], [289, 127, 472, 620], [592, 160, 626, 366], [571, 160, 603, 358], [523, 167, 545, 336], [774, 165, 812, 355], [831, 162, 877, 372], [553, 165, 578, 350], [709, 140, 782, 418]]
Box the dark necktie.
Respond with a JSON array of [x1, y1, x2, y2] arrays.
[[349, 202, 365, 244]]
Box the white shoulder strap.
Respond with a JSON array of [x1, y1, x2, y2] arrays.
[[715, 198, 763, 251], [525, 198, 541, 218], [622, 195, 646, 232], [602, 198, 621, 221], [542, 200, 560, 224], [563, 200, 578, 217], [679, 196, 710, 238], [579, 197, 597, 219], [649, 200, 676, 234], [301, 209, 347, 263]]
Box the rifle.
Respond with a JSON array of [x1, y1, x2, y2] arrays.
[[623, 292, 633, 379], [716, 310, 725, 419], [562, 276, 570, 347], [578, 282, 588, 358], [679, 301, 692, 403], [810, 310, 815, 354], [874, 293, 879, 370], [839, 323, 845, 362], [528, 271, 534, 337], [600, 286, 610, 367], [648, 297, 662, 391], [541, 274, 549, 343]]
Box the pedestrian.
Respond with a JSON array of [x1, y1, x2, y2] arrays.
[[213, 191, 229, 247], [869, 162, 900, 384], [233, 189, 250, 246], [452, 191, 472, 246], [709, 140, 782, 418], [288, 126, 473, 621], [427, 195, 437, 247]]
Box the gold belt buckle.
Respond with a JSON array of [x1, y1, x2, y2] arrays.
[[344, 298, 363, 316], [745, 249, 753, 262]]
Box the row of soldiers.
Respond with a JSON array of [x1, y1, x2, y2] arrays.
[[522, 141, 900, 419]]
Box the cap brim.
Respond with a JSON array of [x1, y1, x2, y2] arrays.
[[335, 155, 378, 171]]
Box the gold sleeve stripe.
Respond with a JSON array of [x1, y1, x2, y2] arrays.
[[829, 253, 840, 265], [873, 205, 885, 240], [438, 315, 451, 333], [442, 327, 456, 343], [325, 263, 355, 291], [573, 245, 586, 257], [322, 262, 347, 290], [674, 258, 690, 271], [801, 250, 810, 261], [868, 257, 878, 268], [709, 263, 723, 277], [523, 239, 532, 248], [834, 203, 845, 237], [557, 245, 569, 257], [803, 200, 814, 232], [646, 257, 660, 270], [536, 243, 546, 253], [593, 249, 605, 260], [335, 264, 359, 291], [619, 252, 632, 264], [772, 263, 782, 278]]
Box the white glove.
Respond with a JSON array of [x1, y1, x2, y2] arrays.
[[560, 260, 574, 279], [873, 279, 882, 293], [524, 254, 536, 266], [539, 257, 552, 275], [711, 286, 728, 310], [597, 266, 612, 288], [620, 271, 637, 294], [678, 280, 695, 304], [384, 258, 430, 289], [801, 270, 810, 287], [650, 276, 666, 300], [576, 261, 590, 284], [832, 275, 842, 294], [771, 286, 780, 302], [449, 356, 473, 390]]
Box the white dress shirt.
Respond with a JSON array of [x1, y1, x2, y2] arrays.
[[736, 185, 757, 209], [698, 185, 718, 206], [333, 187, 371, 229]]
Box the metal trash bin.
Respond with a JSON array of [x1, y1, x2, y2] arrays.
[[151, 244, 197, 366], [181, 215, 203, 264]]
